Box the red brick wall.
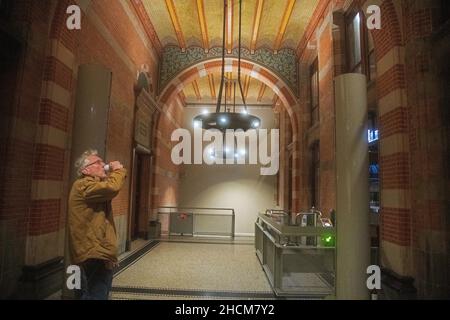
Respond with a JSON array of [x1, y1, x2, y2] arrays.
[[296, 0, 450, 298], [71, 0, 165, 236], [39, 99, 70, 132], [152, 97, 184, 212], [402, 0, 450, 297], [0, 0, 55, 298], [297, 1, 336, 216], [0, 0, 172, 298], [317, 13, 337, 216]]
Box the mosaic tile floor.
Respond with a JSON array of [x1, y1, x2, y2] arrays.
[[111, 241, 275, 300]]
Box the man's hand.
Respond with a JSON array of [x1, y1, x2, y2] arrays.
[[109, 161, 124, 171]]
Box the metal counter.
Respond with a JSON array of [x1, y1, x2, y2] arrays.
[[255, 213, 336, 298]]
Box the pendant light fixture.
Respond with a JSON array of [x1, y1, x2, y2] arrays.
[[193, 0, 261, 131]]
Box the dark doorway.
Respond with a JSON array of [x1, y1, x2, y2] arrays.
[[0, 28, 21, 193], [130, 152, 152, 240]]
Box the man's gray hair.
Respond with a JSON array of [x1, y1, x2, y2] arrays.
[[74, 149, 98, 177]]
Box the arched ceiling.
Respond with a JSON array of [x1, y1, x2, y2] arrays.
[[141, 0, 319, 52], [181, 73, 280, 106], [133, 0, 320, 107]]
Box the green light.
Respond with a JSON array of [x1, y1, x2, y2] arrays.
[[321, 233, 335, 247]]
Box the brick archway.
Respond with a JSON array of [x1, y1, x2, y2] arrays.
[[157, 58, 302, 211], [158, 58, 299, 136]]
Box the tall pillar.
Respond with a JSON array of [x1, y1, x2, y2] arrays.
[[69, 64, 112, 165], [335, 73, 370, 299], [62, 64, 112, 299]]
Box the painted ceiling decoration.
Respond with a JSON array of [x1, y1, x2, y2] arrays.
[[159, 46, 297, 95], [133, 0, 320, 104]]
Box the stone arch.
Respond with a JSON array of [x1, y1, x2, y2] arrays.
[[157, 58, 301, 211], [158, 58, 299, 138]]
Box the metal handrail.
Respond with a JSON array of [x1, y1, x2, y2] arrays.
[[157, 206, 235, 238], [158, 206, 234, 216], [294, 206, 325, 226], [265, 209, 289, 216]]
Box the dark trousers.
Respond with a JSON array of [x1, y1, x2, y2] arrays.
[[76, 259, 113, 300]]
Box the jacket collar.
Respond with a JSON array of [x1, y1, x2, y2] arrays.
[[81, 175, 102, 182]]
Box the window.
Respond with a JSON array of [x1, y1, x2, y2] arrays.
[[310, 58, 319, 126], [368, 112, 379, 212], [311, 142, 320, 207], [346, 9, 377, 81], [347, 12, 362, 73], [368, 111, 378, 143]]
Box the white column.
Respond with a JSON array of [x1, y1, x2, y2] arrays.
[[334, 73, 370, 300]]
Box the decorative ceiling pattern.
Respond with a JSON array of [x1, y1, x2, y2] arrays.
[[140, 0, 319, 52], [134, 0, 320, 105], [159, 46, 297, 94], [182, 72, 277, 105]]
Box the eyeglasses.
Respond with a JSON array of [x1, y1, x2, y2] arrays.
[[83, 159, 104, 169]]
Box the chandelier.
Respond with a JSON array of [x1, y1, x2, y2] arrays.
[[193, 0, 261, 131]]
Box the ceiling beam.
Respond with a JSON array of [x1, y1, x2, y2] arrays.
[[243, 75, 251, 100], [165, 0, 187, 51], [196, 0, 209, 52], [273, 0, 295, 53], [192, 80, 201, 100], [257, 83, 266, 102], [226, 0, 234, 54], [208, 74, 216, 100], [250, 0, 264, 54]]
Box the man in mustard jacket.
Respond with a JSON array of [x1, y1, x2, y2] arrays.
[[68, 149, 127, 300]]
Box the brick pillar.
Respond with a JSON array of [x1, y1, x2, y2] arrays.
[[402, 0, 450, 298], [357, 0, 417, 298], [23, 0, 77, 299], [0, 0, 60, 298]]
